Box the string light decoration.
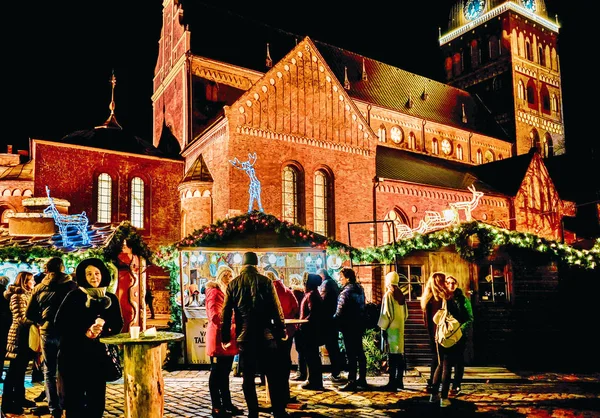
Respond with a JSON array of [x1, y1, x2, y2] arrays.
[[395, 185, 483, 239], [44, 186, 90, 247], [170, 210, 351, 254], [352, 222, 599, 270]]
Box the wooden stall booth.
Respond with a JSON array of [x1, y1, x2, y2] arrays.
[[177, 229, 327, 365]]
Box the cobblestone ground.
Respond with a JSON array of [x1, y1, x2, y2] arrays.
[[10, 369, 599, 418]]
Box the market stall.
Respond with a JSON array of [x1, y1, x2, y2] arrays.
[[178, 230, 327, 364]]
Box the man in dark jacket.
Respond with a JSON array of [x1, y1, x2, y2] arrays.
[[25, 257, 77, 418], [317, 268, 344, 382], [221, 252, 288, 418], [334, 267, 368, 391]]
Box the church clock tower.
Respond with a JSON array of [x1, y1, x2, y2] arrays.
[[440, 0, 564, 157]]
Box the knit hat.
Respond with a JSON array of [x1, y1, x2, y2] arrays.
[[304, 273, 322, 291], [385, 271, 400, 286], [75, 258, 112, 288], [242, 251, 258, 266]]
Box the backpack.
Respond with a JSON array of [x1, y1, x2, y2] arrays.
[[433, 298, 462, 348]]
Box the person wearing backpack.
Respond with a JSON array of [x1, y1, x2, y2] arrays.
[[429, 275, 473, 407], [420, 272, 447, 393]]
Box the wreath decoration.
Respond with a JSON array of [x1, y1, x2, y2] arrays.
[[454, 222, 496, 262]]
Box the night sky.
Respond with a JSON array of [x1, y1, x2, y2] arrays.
[[6, 1, 588, 157]]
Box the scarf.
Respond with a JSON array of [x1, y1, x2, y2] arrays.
[[80, 286, 112, 309]]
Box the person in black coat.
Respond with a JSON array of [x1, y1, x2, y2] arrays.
[[334, 268, 368, 391], [297, 273, 324, 390], [221, 252, 288, 418], [317, 268, 344, 382], [26, 257, 77, 417], [55, 258, 123, 418]]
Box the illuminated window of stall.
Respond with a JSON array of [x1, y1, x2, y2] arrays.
[[130, 177, 144, 229], [396, 265, 423, 302], [97, 173, 112, 223], [478, 264, 509, 303]]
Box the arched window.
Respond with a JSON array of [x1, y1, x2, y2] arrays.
[[530, 129, 541, 153], [453, 52, 462, 77], [456, 144, 463, 160], [383, 209, 410, 244], [97, 173, 112, 223], [526, 79, 537, 105], [489, 35, 500, 60], [408, 132, 416, 149], [484, 149, 495, 163], [130, 177, 145, 229], [444, 56, 453, 80], [525, 39, 533, 61], [378, 125, 386, 142], [282, 166, 299, 224], [498, 154, 504, 160], [476, 149, 483, 164], [314, 169, 334, 237], [540, 84, 551, 114], [432, 138, 439, 155], [518, 80, 525, 100], [470, 39, 480, 69], [538, 45, 546, 67], [551, 94, 559, 113], [543, 134, 554, 158]]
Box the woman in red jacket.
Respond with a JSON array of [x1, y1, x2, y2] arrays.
[[205, 265, 243, 417]]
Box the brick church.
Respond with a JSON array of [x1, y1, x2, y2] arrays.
[[1, 0, 598, 366]]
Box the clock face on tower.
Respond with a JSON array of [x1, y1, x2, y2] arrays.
[[521, 0, 536, 12], [463, 0, 485, 20]]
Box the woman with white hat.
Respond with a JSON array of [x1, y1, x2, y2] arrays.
[[377, 271, 408, 391]]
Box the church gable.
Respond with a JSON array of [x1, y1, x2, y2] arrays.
[[229, 37, 375, 153], [514, 153, 569, 240]]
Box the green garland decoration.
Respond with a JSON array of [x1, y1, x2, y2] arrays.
[[454, 222, 497, 262], [103, 221, 154, 262], [176, 210, 353, 255], [0, 221, 153, 273]]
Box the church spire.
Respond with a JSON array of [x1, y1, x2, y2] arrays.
[[96, 71, 123, 129]]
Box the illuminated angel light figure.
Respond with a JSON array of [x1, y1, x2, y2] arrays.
[[43, 186, 90, 247], [229, 153, 264, 212]]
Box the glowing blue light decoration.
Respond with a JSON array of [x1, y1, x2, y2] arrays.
[[229, 153, 264, 213], [44, 186, 90, 248]]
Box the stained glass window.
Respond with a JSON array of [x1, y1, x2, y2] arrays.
[[314, 171, 328, 236]]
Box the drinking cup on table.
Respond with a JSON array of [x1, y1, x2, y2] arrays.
[[129, 326, 141, 339]]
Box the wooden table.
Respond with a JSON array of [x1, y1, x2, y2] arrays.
[[100, 331, 184, 418]]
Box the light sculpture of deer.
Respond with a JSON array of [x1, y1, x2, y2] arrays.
[[229, 153, 264, 213], [43, 186, 90, 247], [448, 184, 484, 222]]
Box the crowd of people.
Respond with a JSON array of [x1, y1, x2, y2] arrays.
[[1, 251, 473, 417], [1, 256, 124, 417], [208, 252, 474, 417]]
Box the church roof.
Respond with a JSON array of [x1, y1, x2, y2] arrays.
[[179, 2, 508, 141], [182, 154, 213, 182], [59, 126, 165, 157], [375, 146, 497, 194], [55, 73, 167, 157], [0, 160, 34, 181]]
